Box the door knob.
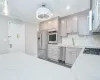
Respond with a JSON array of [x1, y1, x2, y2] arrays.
[[10, 44, 12, 48], [8, 36, 11, 38]]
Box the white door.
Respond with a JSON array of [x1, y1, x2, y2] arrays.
[[8, 22, 25, 53]]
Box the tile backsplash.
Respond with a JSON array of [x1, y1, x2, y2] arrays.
[[62, 34, 100, 47]]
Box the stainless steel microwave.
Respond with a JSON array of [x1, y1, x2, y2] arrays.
[[48, 31, 57, 44]]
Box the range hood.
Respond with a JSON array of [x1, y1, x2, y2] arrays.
[[92, 0, 100, 32]]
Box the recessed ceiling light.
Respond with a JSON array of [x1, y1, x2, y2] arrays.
[[48, 21, 51, 24], [51, 13, 53, 16], [66, 6, 70, 10]]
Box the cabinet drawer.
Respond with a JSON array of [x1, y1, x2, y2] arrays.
[[52, 55, 59, 60], [53, 51, 59, 57], [48, 49, 59, 60], [48, 50, 53, 56], [38, 49, 46, 59], [38, 50, 45, 55], [48, 44, 58, 49], [53, 49, 60, 52]]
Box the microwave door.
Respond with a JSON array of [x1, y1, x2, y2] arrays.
[[48, 32, 57, 44]]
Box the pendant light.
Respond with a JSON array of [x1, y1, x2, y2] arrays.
[[36, 4, 52, 20]]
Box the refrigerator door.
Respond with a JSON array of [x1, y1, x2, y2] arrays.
[[38, 31, 48, 59]]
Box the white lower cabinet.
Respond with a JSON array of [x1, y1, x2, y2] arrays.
[[48, 48, 60, 61], [65, 48, 82, 65]]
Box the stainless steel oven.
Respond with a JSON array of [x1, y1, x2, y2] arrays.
[[48, 31, 57, 44]]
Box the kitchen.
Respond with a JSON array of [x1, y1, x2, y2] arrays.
[[38, 0, 100, 68]]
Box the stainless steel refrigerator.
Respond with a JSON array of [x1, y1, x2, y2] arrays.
[[38, 30, 48, 60]]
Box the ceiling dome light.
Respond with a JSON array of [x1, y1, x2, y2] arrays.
[[66, 6, 70, 10], [36, 5, 52, 20]]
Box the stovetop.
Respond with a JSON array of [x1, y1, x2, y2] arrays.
[[83, 48, 100, 55]]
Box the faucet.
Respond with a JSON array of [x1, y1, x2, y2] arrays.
[[72, 38, 75, 46]]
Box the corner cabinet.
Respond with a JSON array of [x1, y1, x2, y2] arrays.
[[65, 48, 82, 65]]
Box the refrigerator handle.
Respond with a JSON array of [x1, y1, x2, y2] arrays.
[[41, 34, 42, 47]]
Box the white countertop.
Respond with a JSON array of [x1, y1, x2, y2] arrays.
[[58, 44, 100, 48]]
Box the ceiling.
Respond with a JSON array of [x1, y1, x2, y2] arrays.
[[0, 0, 90, 23]]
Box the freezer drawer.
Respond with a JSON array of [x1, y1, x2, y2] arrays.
[[38, 49, 47, 59]]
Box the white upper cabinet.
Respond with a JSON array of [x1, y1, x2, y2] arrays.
[[39, 17, 59, 31], [47, 21, 52, 30], [77, 14, 89, 35], [52, 19, 59, 30], [66, 16, 78, 33], [47, 19, 58, 30], [39, 22, 48, 30], [60, 19, 67, 36]]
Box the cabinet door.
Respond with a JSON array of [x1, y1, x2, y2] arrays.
[[77, 14, 89, 35], [65, 48, 77, 65], [65, 50, 72, 64], [60, 19, 67, 36], [52, 51, 59, 60], [47, 21, 52, 30], [66, 17, 72, 33], [52, 19, 58, 30], [70, 52, 77, 64], [39, 22, 48, 30], [66, 16, 78, 33], [48, 45, 60, 61], [72, 17, 78, 33], [48, 50, 53, 59], [47, 19, 58, 30]]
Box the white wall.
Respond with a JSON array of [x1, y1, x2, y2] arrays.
[[0, 15, 23, 54], [0, 15, 38, 55], [25, 23, 38, 56]]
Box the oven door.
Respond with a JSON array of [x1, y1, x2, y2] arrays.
[[48, 32, 57, 44]]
